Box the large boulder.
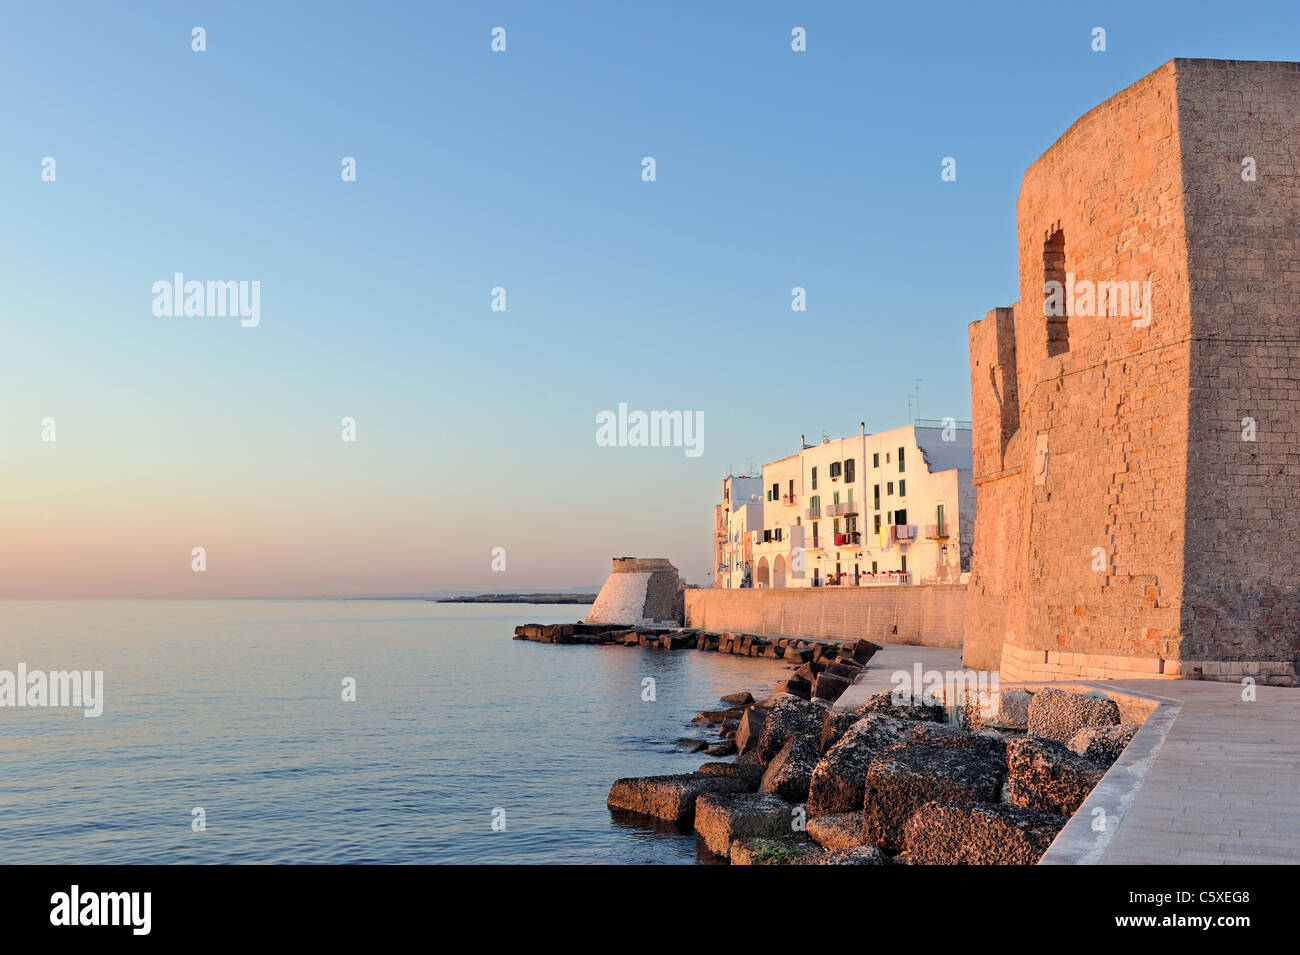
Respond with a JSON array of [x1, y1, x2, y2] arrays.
[[729, 835, 823, 865], [756, 694, 823, 762], [819, 709, 864, 753], [851, 640, 883, 664], [1027, 687, 1121, 743], [1005, 736, 1106, 816], [807, 714, 912, 815], [806, 813, 867, 850], [1068, 724, 1139, 766], [856, 689, 947, 723], [734, 707, 770, 756], [795, 845, 890, 865], [759, 737, 820, 802], [607, 772, 752, 822], [775, 678, 812, 700], [862, 743, 1006, 851], [902, 802, 1067, 865], [694, 792, 796, 857], [813, 671, 853, 703], [903, 721, 1008, 759]]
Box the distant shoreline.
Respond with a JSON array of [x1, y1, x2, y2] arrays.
[[435, 594, 597, 605]]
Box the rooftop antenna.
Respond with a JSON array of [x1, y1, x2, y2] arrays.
[[913, 379, 923, 422]]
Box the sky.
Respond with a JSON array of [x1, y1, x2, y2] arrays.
[[3, 1, 1298, 597]]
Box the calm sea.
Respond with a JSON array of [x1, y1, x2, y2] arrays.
[[0, 600, 792, 864]]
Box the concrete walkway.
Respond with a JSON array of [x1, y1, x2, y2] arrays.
[[837, 643, 1300, 864]]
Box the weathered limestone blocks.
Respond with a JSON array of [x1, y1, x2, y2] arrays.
[[795, 845, 890, 865], [606, 772, 752, 822], [805, 813, 868, 850], [728, 835, 823, 865], [903, 803, 1066, 865], [1004, 736, 1106, 816], [1068, 724, 1139, 766], [861, 743, 1007, 851], [855, 689, 947, 724], [759, 737, 820, 802], [1027, 688, 1121, 743], [807, 714, 911, 815], [694, 792, 795, 857], [755, 694, 824, 762]]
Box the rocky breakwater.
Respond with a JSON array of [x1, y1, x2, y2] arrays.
[[514, 623, 879, 706], [608, 684, 1142, 865]]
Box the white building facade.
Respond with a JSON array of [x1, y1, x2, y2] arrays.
[[713, 474, 762, 588], [736, 423, 973, 589]]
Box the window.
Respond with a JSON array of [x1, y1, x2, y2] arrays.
[[873, 484, 880, 509], [764, 529, 772, 542], [895, 509, 907, 525], [846, 514, 857, 533], [900, 555, 907, 573], [899, 479, 906, 496], [810, 494, 820, 514], [833, 491, 840, 507], [887, 481, 894, 495], [811, 467, 817, 490], [787, 479, 793, 500], [829, 461, 842, 479], [833, 518, 841, 534], [812, 521, 819, 546], [936, 504, 946, 536], [1045, 227, 1069, 356], [873, 514, 881, 533], [775, 528, 783, 542], [771, 482, 778, 501], [872, 453, 879, 468], [871, 560, 878, 573], [898, 447, 905, 472], [845, 458, 855, 483]]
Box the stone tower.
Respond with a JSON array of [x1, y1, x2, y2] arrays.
[[966, 59, 1300, 685]]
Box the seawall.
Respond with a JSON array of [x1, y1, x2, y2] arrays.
[[684, 585, 966, 648]]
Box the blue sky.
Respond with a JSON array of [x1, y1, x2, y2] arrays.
[[3, 1, 1297, 595]]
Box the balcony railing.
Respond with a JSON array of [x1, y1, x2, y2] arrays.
[[826, 501, 860, 516], [805, 506, 824, 520], [782, 493, 797, 506], [891, 524, 917, 542], [924, 523, 949, 539]]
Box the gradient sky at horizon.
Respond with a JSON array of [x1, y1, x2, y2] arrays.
[[4, 1, 1297, 596]]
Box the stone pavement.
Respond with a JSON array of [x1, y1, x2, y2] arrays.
[[834, 643, 1300, 864]]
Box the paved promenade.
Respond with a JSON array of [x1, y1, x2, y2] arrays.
[[835, 643, 1300, 864]]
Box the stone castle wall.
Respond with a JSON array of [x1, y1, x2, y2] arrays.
[[966, 59, 1300, 685]]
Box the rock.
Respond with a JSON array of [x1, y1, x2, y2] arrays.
[[759, 737, 820, 802], [903, 721, 1008, 760], [902, 802, 1067, 865], [755, 694, 823, 762], [775, 679, 811, 700], [793, 661, 826, 684], [1068, 724, 1139, 766], [862, 743, 1007, 851], [795, 845, 890, 865], [729, 835, 823, 865], [806, 813, 867, 850], [851, 639, 883, 664], [813, 672, 852, 703], [1005, 736, 1106, 816], [1027, 687, 1121, 743], [720, 691, 754, 706], [676, 737, 709, 753], [820, 709, 864, 753], [855, 689, 947, 723], [697, 761, 766, 786], [694, 792, 795, 856], [807, 714, 911, 814], [703, 740, 738, 757], [607, 772, 752, 822], [735, 707, 769, 756], [824, 661, 862, 680], [786, 645, 816, 664], [720, 718, 740, 738]]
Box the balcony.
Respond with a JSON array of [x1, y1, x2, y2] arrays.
[[782, 493, 797, 506], [924, 523, 949, 540], [805, 506, 824, 520], [833, 532, 862, 547], [891, 524, 917, 542], [827, 501, 860, 516]]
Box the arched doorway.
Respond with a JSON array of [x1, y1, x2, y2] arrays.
[[756, 556, 770, 588], [773, 554, 787, 588]]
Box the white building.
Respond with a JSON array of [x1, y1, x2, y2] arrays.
[[745, 422, 973, 588], [712, 474, 762, 588]]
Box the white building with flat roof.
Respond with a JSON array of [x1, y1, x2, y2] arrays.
[[743, 422, 973, 588], [712, 474, 762, 588]]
